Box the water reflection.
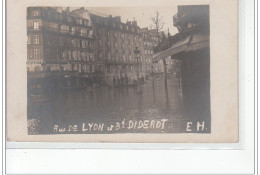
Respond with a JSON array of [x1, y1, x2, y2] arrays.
[[28, 76, 210, 134]]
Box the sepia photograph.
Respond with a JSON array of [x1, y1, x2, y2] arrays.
[[26, 5, 210, 135], [6, 0, 239, 142]]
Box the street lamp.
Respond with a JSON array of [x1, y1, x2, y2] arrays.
[[134, 46, 142, 93]]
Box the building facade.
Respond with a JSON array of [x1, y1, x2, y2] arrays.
[[27, 7, 96, 89], [27, 7, 164, 89], [140, 28, 159, 76], [72, 8, 155, 86], [90, 13, 145, 86]]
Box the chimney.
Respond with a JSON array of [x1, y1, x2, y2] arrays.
[[132, 21, 137, 26], [65, 7, 70, 13], [55, 7, 62, 13]]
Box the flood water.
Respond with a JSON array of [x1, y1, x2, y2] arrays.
[[27, 76, 211, 134]]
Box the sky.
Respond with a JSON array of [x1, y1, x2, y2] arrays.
[[69, 7, 179, 36]]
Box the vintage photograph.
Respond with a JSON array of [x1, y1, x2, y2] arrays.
[[26, 5, 210, 135]]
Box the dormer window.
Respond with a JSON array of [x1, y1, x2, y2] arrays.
[[76, 19, 83, 25]]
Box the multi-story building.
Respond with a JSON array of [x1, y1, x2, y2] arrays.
[[140, 28, 158, 77], [72, 8, 149, 86], [91, 14, 145, 86], [27, 7, 96, 89], [27, 7, 163, 89]]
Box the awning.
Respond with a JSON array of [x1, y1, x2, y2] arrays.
[[153, 33, 209, 63]]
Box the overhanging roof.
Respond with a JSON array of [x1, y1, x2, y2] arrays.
[[153, 33, 209, 63]]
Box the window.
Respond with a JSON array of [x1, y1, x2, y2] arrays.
[[33, 21, 39, 30], [27, 36, 31, 44], [107, 40, 110, 47], [68, 50, 71, 60], [33, 35, 39, 44], [72, 51, 77, 60], [62, 51, 67, 59], [86, 52, 89, 61], [123, 54, 126, 62], [78, 51, 81, 60], [33, 10, 39, 16], [98, 51, 102, 60], [59, 37, 64, 46], [81, 29, 87, 36], [81, 40, 85, 48], [82, 52, 87, 60], [82, 64, 86, 72], [60, 25, 69, 34], [73, 64, 78, 71], [76, 19, 83, 25], [34, 49, 39, 59], [121, 34, 124, 39], [71, 27, 75, 35], [87, 30, 90, 37], [78, 64, 82, 73], [83, 20, 88, 26], [27, 49, 33, 59], [86, 65, 90, 72], [71, 39, 77, 47]]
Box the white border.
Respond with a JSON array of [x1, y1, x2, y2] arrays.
[[4, 0, 256, 174], [7, 0, 243, 150], [2, 0, 6, 174]]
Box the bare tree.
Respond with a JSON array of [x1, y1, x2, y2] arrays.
[[150, 11, 168, 80], [150, 11, 165, 40]]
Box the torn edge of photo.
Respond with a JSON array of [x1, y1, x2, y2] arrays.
[[6, 0, 239, 143]]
